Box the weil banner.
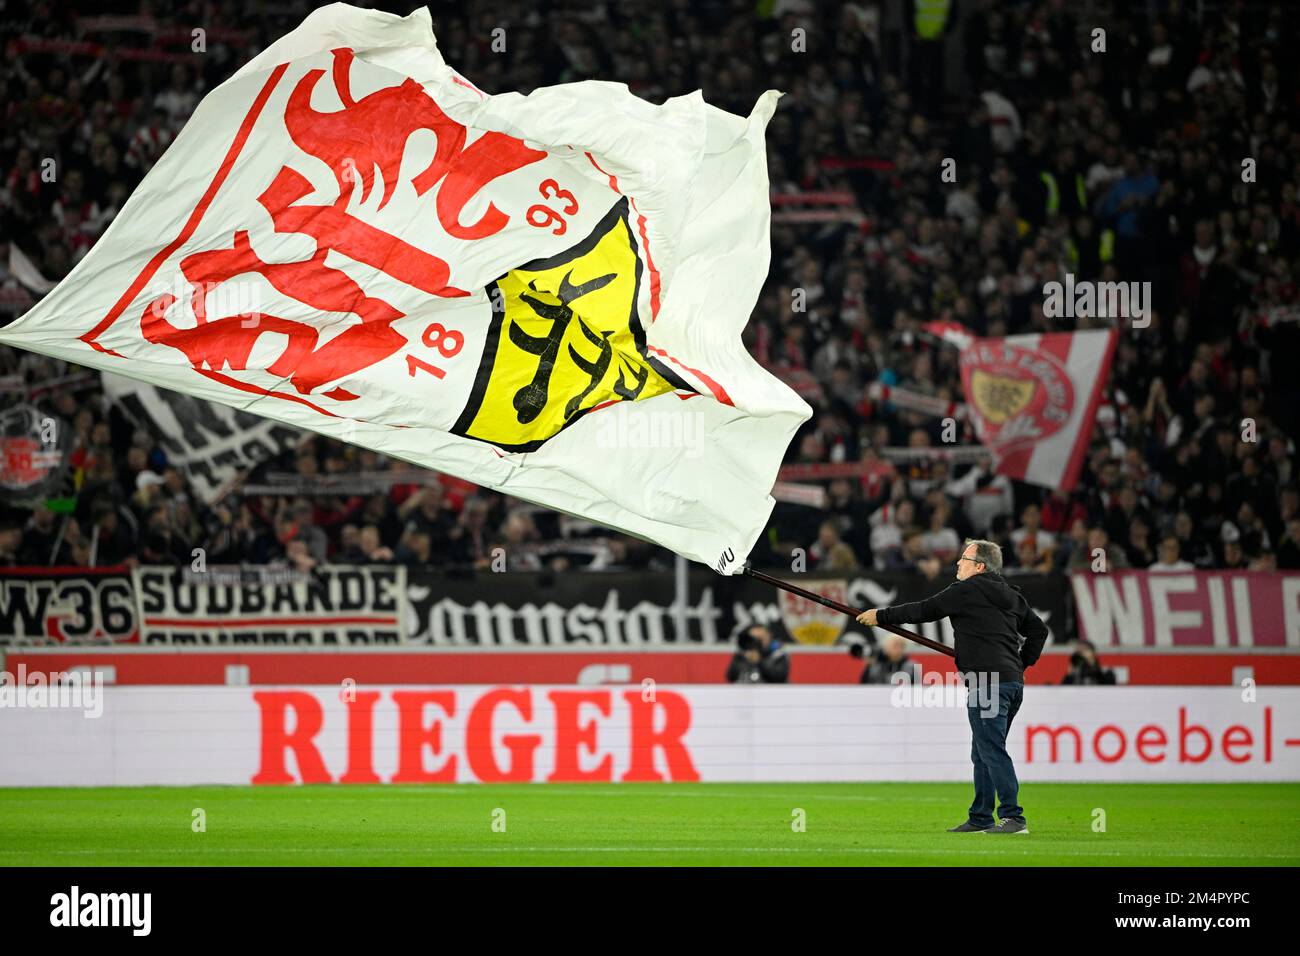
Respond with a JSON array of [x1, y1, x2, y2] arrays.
[[959, 329, 1116, 492], [1071, 570, 1300, 648], [0, 4, 809, 572]]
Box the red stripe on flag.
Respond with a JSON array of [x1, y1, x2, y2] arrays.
[[1061, 329, 1118, 492], [585, 151, 619, 192], [996, 446, 1033, 481], [628, 195, 662, 320], [584, 151, 662, 321], [583, 152, 731, 407], [198, 368, 342, 418], [450, 74, 485, 99], [80, 62, 291, 354], [647, 346, 733, 406], [1036, 332, 1074, 364]]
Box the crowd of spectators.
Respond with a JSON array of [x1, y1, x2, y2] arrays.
[[1, 0, 1297, 579]]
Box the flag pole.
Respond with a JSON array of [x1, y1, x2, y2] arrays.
[[672, 553, 690, 641], [742, 565, 956, 658]]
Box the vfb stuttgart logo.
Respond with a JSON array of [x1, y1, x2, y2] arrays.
[[777, 579, 848, 645], [960, 342, 1074, 451], [453, 198, 687, 452]]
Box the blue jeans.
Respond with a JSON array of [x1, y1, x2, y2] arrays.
[[966, 680, 1024, 826]]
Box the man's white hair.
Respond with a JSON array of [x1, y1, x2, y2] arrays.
[[965, 538, 1003, 573]]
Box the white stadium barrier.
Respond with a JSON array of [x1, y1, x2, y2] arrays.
[[1, 684, 1297, 786]]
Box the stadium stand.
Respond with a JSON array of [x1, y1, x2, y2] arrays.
[[1, 0, 1296, 586]]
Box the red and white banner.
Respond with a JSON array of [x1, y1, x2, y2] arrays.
[[867, 381, 967, 420], [922, 319, 975, 350], [1073, 570, 1300, 648], [0, 566, 138, 643], [1, 685, 1296, 785], [0, 4, 809, 572], [960, 329, 1116, 492]]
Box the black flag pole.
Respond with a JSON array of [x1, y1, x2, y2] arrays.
[[742, 564, 957, 659]]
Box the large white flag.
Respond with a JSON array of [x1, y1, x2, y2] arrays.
[[0, 4, 810, 572]]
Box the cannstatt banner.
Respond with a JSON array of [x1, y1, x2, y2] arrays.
[[2, 686, 1295, 785], [0, 4, 809, 571], [1071, 570, 1300, 648], [402, 568, 1071, 647]]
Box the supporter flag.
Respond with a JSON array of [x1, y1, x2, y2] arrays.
[[922, 319, 975, 350], [6, 244, 56, 295], [0, 4, 810, 572], [958, 329, 1117, 492], [102, 372, 301, 504]]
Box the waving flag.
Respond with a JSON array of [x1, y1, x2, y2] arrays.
[[959, 329, 1117, 492], [922, 319, 975, 350], [0, 4, 809, 572]]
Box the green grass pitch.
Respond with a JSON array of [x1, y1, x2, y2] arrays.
[[2, 783, 1297, 866]]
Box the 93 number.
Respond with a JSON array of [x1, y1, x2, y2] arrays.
[[526, 179, 579, 236]]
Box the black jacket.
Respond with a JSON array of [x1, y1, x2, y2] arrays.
[[860, 656, 921, 685], [726, 642, 791, 684], [1062, 658, 1117, 685], [877, 572, 1049, 683]]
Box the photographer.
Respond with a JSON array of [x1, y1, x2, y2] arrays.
[[853, 633, 922, 685], [1061, 640, 1117, 685], [725, 625, 790, 684]]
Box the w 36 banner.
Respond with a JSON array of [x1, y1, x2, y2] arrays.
[[0, 567, 138, 644], [960, 329, 1116, 492], [0, 4, 809, 572]]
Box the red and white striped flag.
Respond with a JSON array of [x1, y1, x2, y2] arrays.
[[958, 329, 1117, 492], [922, 319, 975, 350]]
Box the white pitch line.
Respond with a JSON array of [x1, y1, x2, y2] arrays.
[[0, 791, 953, 805], [475, 788, 955, 801]]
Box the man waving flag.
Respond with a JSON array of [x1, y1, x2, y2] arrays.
[[0, 3, 810, 572]]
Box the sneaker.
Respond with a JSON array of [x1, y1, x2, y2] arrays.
[[946, 821, 995, 832], [983, 819, 1029, 835]]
